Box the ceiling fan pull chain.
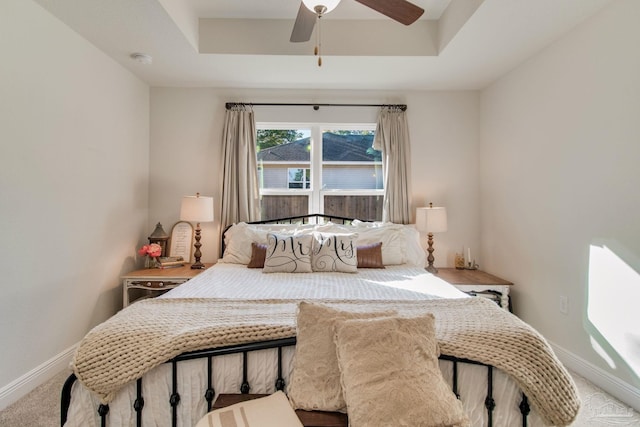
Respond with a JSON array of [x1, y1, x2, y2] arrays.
[[313, 27, 320, 56], [317, 14, 322, 66]]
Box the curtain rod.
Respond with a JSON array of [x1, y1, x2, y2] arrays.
[[225, 102, 407, 111]]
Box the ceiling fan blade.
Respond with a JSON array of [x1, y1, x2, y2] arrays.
[[354, 0, 424, 25], [290, 2, 317, 42]]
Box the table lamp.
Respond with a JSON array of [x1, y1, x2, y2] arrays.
[[416, 203, 448, 273], [180, 193, 214, 269]]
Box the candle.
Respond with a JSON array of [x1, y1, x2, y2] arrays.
[[467, 248, 471, 263]]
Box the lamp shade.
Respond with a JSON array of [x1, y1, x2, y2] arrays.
[[416, 206, 448, 233], [180, 194, 214, 223], [302, 0, 341, 13]]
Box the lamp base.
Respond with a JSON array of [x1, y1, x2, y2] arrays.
[[425, 232, 438, 274], [191, 222, 205, 269]]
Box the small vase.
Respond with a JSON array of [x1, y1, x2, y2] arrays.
[[145, 256, 157, 269]]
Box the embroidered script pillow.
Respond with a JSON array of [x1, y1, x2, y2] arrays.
[[263, 233, 313, 273], [311, 232, 358, 273]]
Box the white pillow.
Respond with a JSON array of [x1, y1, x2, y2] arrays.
[[249, 223, 316, 234], [403, 225, 426, 267], [311, 232, 358, 273], [220, 223, 262, 264], [352, 221, 425, 266], [316, 222, 407, 265], [352, 222, 407, 265], [263, 233, 313, 273], [221, 223, 316, 265], [313, 222, 351, 234]]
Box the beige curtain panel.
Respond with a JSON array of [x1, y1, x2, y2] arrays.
[[220, 107, 261, 234], [373, 107, 413, 224]]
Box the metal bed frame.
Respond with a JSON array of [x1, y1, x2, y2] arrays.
[[61, 339, 298, 427], [60, 338, 531, 427], [61, 214, 532, 426]]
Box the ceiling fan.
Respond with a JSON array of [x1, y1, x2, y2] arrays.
[[290, 0, 425, 43]]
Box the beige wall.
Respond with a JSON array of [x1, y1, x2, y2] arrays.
[[149, 88, 480, 268], [6, 0, 638, 413], [0, 0, 149, 405], [480, 0, 640, 406]]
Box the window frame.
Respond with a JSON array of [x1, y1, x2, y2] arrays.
[[287, 167, 311, 189], [256, 122, 382, 216]]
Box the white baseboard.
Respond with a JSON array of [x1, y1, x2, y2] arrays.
[[550, 341, 640, 412], [0, 344, 77, 411]]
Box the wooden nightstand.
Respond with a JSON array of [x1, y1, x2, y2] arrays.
[[122, 263, 213, 307], [435, 268, 513, 311]]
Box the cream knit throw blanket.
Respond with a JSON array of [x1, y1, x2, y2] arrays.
[[71, 297, 579, 426]]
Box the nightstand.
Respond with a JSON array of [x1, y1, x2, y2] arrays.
[[122, 263, 213, 307], [435, 268, 513, 311]]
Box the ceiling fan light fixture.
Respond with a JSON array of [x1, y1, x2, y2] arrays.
[[302, 0, 341, 14]]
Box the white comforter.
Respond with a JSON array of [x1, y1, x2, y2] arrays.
[[162, 263, 469, 301], [65, 264, 552, 427]]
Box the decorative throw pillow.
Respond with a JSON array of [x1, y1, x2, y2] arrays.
[[311, 232, 358, 273], [317, 222, 407, 265], [221, 223, 315, 265], [263, 233, 313, 273], [195, 391, 303, 427], [334, 314, 470, 427], [287, 302, 396, 413], [356, 242, 385, 268], [247, 242, 267, 268]]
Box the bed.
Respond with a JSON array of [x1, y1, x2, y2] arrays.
[[61, 214, 580, 427]]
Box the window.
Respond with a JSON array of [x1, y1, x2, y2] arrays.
[[288, 168, 310, 189], [256, 124, 383, 221]]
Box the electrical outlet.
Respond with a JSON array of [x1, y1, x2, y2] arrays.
[[559, 296, 569, 314]]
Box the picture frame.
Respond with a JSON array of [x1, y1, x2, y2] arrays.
[[169, 221, 194, 263]]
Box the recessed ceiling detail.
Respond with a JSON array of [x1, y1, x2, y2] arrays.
[[198, 19, 438, 57], [32, 0, 615, 90]]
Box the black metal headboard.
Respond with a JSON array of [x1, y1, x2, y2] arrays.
[[221, 213, 371, 256]]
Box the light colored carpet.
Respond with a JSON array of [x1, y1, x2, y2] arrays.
[[570, 373, 640, 426], [0, 368, 71, 427], [0, 369, 638, 426]]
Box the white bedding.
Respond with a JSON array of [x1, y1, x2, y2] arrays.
[[162, 263, 469, 301], [65, 264, 547, 427]]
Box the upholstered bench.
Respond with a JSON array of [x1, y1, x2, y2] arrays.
[[213, 394, 348, 427]]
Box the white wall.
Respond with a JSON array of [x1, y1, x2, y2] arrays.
[[5, 0, 637, 414], [480, 0, 640, 404], [149, 88, 480, 267], [6, 0, 637, 413], [0, 0, 149, 407]]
